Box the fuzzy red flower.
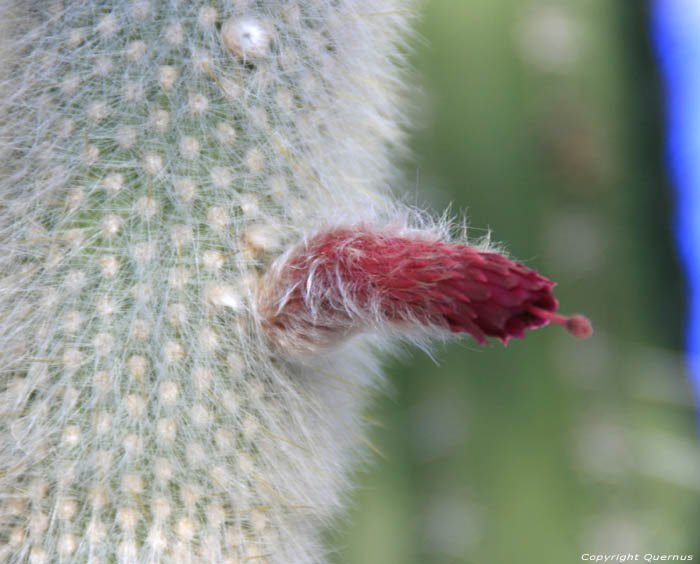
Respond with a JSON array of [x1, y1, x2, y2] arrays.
[[260, 227, 591, 354]]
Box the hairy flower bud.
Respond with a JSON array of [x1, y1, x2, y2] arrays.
[[260, 227, 591, 355]]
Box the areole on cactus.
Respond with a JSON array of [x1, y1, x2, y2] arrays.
[[0, 1, 590, 563]]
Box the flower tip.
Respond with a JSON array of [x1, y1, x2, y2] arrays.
[[565, 314, 593, 339], [527, 305, 592, 340]]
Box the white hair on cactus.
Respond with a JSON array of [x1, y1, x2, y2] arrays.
[[0, 1, 419, 562]]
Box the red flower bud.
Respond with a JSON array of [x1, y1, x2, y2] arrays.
[[260, 227, 592, 354]]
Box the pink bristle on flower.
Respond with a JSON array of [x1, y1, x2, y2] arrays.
[[259, 227, 592, 354]]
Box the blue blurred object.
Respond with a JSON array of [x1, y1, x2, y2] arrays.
[[653, 0, 700, 418]]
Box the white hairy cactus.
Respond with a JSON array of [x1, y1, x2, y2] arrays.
[[1, 1, 593, 562], [0, 2, 415, 562]]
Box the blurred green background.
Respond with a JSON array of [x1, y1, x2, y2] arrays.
[[331, 2, 700, 563]]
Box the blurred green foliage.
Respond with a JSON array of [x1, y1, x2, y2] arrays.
[[331, 2, 699, 563]]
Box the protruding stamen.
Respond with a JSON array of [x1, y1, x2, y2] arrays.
[[528, 305, 593, 339]]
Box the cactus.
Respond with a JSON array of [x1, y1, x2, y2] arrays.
[[0, 1, 590, 562]]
